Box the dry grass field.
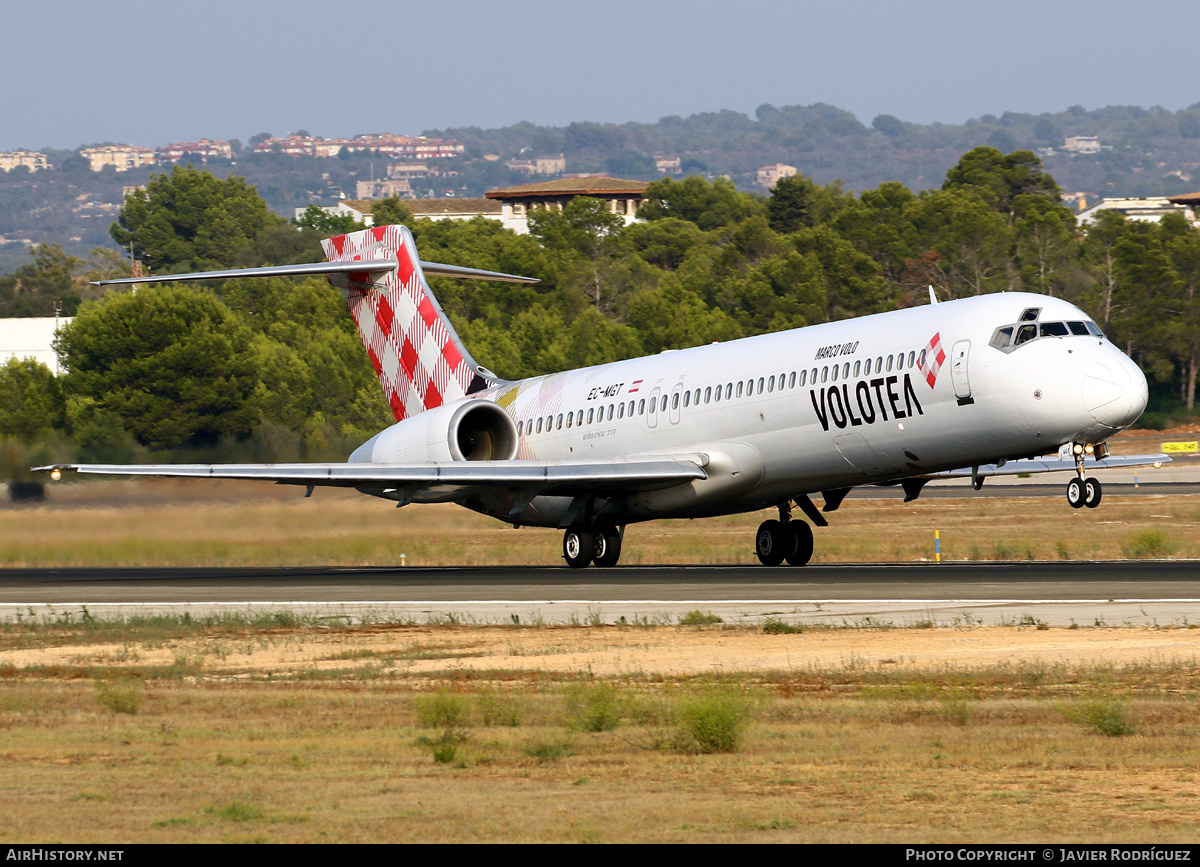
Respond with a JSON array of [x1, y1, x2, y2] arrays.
[[2, 618, 1199, 843], [3, 436, 1199, 842], [1, 474, 1199, 567]]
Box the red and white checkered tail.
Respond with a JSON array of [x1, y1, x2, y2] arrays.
[[321, 225, 492, 422]]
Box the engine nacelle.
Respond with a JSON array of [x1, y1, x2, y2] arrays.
[[350, 399, 519, 464]]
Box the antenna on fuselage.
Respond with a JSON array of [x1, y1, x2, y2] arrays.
[[928, 285, 938, 305]]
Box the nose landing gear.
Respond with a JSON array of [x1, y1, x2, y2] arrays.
[[1065, 442, 1103, 509]]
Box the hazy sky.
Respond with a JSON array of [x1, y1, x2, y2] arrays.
[[4, 0, 1198, 151]]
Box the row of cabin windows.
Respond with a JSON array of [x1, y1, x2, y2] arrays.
[[515, 349, 922, 437]]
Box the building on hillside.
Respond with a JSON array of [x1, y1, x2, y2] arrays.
[[388, 163, 433, 180], [484, 177, 650, 232], [506, 154, 565, 176], [1077, 196, 1195, 226], [655, 155, 681, 175], [354, 179, 413, 200], [1063, 136, 1101, 154], [80, 145, 155, 172], [1060, 192, 1089, 212], [0, 150, 50, 172], [252, 133, 463, 159], [0, 316, 73, 375], [757, 163, 797, 187], [154, 139, 233, 164]]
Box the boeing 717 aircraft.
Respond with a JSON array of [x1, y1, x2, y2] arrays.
[[40, 224, 1165, 567]]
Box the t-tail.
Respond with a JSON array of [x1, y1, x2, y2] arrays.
[[89, 223, 538, 423]]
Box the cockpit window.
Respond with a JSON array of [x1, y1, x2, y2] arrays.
[[1014, 324, 1038, 346], [991, 314, 1104, 353]]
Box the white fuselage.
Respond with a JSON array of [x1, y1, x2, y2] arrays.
[[354, 292, 1148, 528]]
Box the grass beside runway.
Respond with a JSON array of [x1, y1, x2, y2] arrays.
[[1, 618, 1199, 843], [2, 478, 1199, 567]]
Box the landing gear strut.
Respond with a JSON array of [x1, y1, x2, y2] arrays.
[[562, 524, 624, 568], [755, 502, 814, 567], [1065, 443, 1103, 509]]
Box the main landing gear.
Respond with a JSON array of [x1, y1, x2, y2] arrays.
[[562, 524, 623, 569], [1065, 442, 1103, 509], [755, 502, 815, 567]]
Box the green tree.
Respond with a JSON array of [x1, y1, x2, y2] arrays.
[[56, 286, 259, 449], [766, 174, 851, 234], [291, 204, 365, 235], [638, 176, 764, 231], [110, 164, 285, 273], [529, 197, 628, 311], [942, 147, 1061, 217], [0, 358, 65, 440], [370, 196, 415, 227]]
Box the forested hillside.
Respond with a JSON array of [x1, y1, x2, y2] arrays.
[[4, 146, 1200, 496], [2, 101, 1200, 276]]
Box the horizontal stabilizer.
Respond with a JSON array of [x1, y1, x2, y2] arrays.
[[926, 454, 1170, 480], [90, 259, 538, 286]]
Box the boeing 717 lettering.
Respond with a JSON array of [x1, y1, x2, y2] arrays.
[[39, 224, 1166, 567]]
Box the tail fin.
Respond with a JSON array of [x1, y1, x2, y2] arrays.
[[322, 225, 494, 422]]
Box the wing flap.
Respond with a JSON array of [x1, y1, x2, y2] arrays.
[[35, 459, 706, 495], [926, 454, 1170, 479]]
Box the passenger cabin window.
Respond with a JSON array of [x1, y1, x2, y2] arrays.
[[587, 408, 594, 424], [758, 377, 765, 393], [907, 351, 915, 368], [672, 393, 680, 409], [536, 418, 543, 433], [704, 387, 712, 403], [793, 371, 800, 388], [518, 420, 524, 436], [737, 381, 744, 397]]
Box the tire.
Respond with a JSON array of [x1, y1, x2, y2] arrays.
[[784, 521, 814, 566], [1084, 477, 1103, 509], [563, 527, 595, 568], [755, 519, 789, 567], [1066, 477, 1085, 509], [593, 525, 622, 567]]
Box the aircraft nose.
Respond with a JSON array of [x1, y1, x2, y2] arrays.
[[1082, 355, 1147, 430]]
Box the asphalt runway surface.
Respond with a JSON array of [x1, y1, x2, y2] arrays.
[[4, 561, 1200, 627]]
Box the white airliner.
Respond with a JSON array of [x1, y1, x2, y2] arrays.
[[40, 224, 1166, 568]]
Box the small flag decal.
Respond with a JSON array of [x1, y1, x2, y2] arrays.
[[921, 332, 946, 389]]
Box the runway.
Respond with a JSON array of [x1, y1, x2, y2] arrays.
[[3, 561, 1200, 627]]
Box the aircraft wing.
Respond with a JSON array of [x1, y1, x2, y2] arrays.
[[926, 454, 1171, 480], [34, 458, 707, 496]]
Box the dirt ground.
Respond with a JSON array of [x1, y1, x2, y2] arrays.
[[6, 624, 1198, 678]]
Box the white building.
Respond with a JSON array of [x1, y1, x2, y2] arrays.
[[0, 316, 73, 375], [1077, 197, 1195, 227], [757, 163, 797, 187], [1063, 136, 1101, 155]]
